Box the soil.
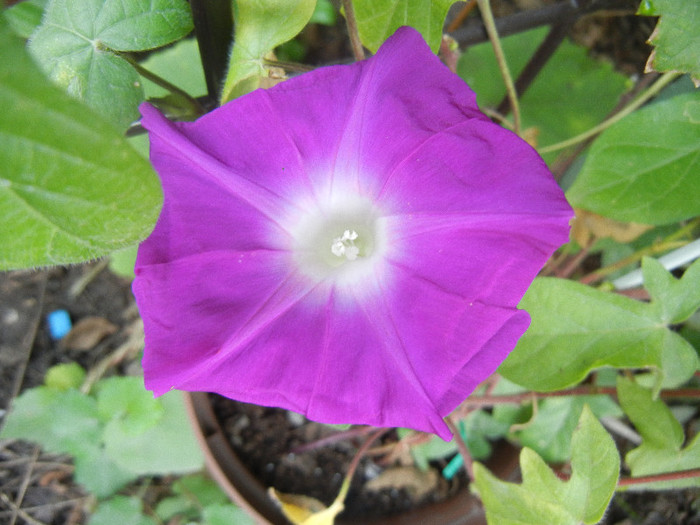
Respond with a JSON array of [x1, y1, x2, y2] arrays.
[[211, 396, 462, 521], [1, 264, 138, 525]]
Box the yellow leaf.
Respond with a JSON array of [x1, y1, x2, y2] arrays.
[[268, 487, 344, 525]]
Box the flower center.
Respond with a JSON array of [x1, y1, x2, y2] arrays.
[[291, 195, 386, 285], [331, 229, 360, 261]]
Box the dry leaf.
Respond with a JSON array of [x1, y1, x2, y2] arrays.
[[364, 466, 439, 502], [571, 209, 652, 247], [62, 316, 117, 351]]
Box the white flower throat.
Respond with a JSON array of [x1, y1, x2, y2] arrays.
[[291, 193, 386, 287]]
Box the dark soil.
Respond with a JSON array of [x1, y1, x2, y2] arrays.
[[604, 489, 700, 525], [0, 264, 138, 525], [211, 396, 461, 521]]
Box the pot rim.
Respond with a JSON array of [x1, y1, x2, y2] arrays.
[[183, 391, 520, 525]]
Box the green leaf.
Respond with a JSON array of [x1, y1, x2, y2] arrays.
[[514, 395, 622, 464], [109, 245, 138, 280], [474, 406, 619, 525], [499, 277, 699, 392], [0, 16, 162, 270], [463, 410, 511, 460], [310, 0, 337, 26], [96, 376, 163, 434], [29, 0, 193, 129], [156, 474, 231, 521], [400, 430, 456, 470], [44, 362, 86, 391], [638, 0, 700, 85], [4, 0, 47, 38], [74, 446, 136, 498], [1, 387, 100, 455], [103, 391, 204, 475], [172, 474, 230, 508], [352, 0, 455, 53], [617, 377, 683, 449], [566, 92, 700, 225], [221, 0, 316, 103], [617, 376, 700, 489], [89, 496, 157, 525], [643, 256, 700, 324], [0, 385, 134, 496], [203, 503, 257, 525], [458, 28, 630, 163]]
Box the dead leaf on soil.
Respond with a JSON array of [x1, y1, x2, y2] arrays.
[[364, 466, 440, 502], [62, 316, 117, 351]]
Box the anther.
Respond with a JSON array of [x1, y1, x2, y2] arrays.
[[331, 230, 360, 261]]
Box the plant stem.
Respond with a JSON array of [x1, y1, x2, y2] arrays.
[[263, 58, 315, 73], [122, 54, 204, 116], [579, 239, 689, 286], [495, 17, 572, 116], [446, 0, 478, 33], [342, 0, 365, 61], [80, 319, 144, 394], [539, 72, 681, 154], [460, 385, 700, 408], [618, 468, 700, 487], [189, 0, 234, 103], [445, 417, 475, 482], [289, 425, 377, 454], [453, 0, 632, 47], [330, 427, 386, 507], [477, 0, 521, 134], [550, 71, 659, 180]]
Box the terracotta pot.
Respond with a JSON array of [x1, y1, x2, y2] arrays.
[[184, 392, 520, 525]]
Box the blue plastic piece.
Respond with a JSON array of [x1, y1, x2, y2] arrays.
[[47, 309, 72, 340], [442, 452, 464, 480]]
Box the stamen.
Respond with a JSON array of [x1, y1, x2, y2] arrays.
[[331, 229, 360, 261]]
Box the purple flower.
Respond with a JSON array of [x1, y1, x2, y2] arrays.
[[133, 27, 572, 439]]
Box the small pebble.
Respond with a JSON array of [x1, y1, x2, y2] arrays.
[[47, 309, 71, 340], [2, 308, 19, 325], [286, 410, 306, 426]]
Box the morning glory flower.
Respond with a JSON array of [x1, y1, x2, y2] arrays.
[[133, 27, 572, 440]]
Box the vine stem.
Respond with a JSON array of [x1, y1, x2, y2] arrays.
[[579, 239, 689, 286], [330, 427, 387, 509], [460, 385, 700, 408], [121, 54, 204, 116], [446, 0, 478, 33], [342, 0, 365, 61], [189, 0, 233, 103], [289, 425, 377, 454], [263, 58, 314, 73], [80, 319, 144, 394], [579, 216, 699, 286], [618, 468, 700, 487], [445, 416, 475, 482], [476, 0, 521, 135], [539, 71, 681, 154]]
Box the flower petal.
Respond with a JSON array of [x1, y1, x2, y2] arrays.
[[138, 104, 294, 266], [259, 26, 487, 200], [134, 26, 573, 439]]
